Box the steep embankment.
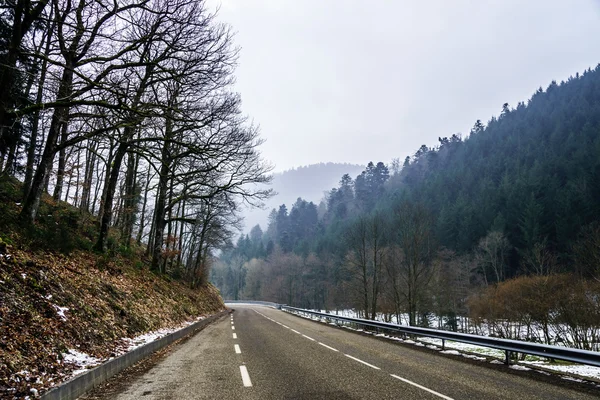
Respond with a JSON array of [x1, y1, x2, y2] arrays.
[[0, 178, 226, 398]]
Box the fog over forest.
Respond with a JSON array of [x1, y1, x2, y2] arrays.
[[242, 163, 364, 232]]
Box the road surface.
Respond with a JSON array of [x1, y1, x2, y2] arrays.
[[86, 305, 599, 399]]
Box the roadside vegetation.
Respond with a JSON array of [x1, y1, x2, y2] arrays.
[[0, 176, 226, 397]]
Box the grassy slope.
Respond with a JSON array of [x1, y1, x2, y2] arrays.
[[0, 177, 225, 398]]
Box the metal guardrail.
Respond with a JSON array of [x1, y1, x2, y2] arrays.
[[281, 305, 600, 367]]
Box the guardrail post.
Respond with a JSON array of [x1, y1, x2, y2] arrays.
[[505, 350, 511, 365], [442, 339, 445, 350]]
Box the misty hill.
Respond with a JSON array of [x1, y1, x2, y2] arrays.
[[242, 162, 364, 231]]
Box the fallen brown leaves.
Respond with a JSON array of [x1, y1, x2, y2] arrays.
[[0, 244, 225, 399]]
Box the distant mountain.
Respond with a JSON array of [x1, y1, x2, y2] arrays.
[[242, 162, 364, 232]]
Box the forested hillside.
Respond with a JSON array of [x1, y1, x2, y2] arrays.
[[213, 65, 600, 339]]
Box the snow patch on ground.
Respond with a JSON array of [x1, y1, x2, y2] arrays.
[[63, 349, 102, 375], [121, 316, 206, 352], [462, 354, 487, 361], [441, 350, 461, 355], [510, 365, 531, 371], [562, 376, 585, 383], [521, 362, 600, 380], [53, 305, 69, 321], [60, 315, 207, 378]]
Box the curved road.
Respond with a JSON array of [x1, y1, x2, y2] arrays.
[[90, 305, 599, 399]]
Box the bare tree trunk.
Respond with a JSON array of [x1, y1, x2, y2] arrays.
[[21, 58, 74, 221], [120, 149, 138, 246], [176, 197, 186, 265], [95, 141, 128, 251], [80, 138, 98, 212], [136, 165, 152, 244], [151, 114, 174, 271], [24, 14, 54, 196], [53, 120, 69, 200]]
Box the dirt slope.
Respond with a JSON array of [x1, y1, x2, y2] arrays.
[[0, 245, 225, 398]]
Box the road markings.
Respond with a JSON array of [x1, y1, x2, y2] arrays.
[[231, 321, 234, 324], [232, 326, 235, 330], [233, 333, 237, 339], [240, 365, 253, 387], [318, 342, 339, 352], [345, 354, 380, 370], [302, 334, 316, 341], [248, 308, 453, 398], [234, 344, 241, 354], [390, 374, 453, 400]]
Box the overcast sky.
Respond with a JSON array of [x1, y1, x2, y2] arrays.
[[206, 0, 600, 172]]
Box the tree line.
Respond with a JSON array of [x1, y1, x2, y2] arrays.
[[213, 65, 600, 347], [0, 0, 271, 286]]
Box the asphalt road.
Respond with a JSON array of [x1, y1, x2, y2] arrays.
[[93, 305, 599, 399]]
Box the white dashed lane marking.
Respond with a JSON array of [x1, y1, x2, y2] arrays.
[[233, 333, 237, 339], [234, 344, 241, 354], [390, 375, 454, 400], [240, 365, 252, 387], [318, 342, 339, 352], [252, 308, 454, 399], [344, 354, 380, 370]]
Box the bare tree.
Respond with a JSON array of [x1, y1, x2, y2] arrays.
[[393, 201, 436, 326], [345, 213, 386, 320], [476, 230, 510, 285]]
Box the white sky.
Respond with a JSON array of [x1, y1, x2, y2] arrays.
[[206, 0, 600, 172]]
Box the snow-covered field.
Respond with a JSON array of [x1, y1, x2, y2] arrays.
[[297, 309, 600, 382]]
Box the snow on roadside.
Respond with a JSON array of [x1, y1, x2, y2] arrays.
[[63, 349, 102, 376], [61, 315, 207, 377], [290, 309, 600, 382], [521, 362, 600, 380]]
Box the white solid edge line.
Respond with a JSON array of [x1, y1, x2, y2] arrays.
[[234, 344, 241, 354], [281, 324, 290, 329], [233, 333, 237, 339], [291, 329, 301, 334], [318, 342, 339, 352], [390, 374, 454, 400], [344, 354, 380, 370], [240, 365, 253, 387], [302, 334, 316, 341]]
